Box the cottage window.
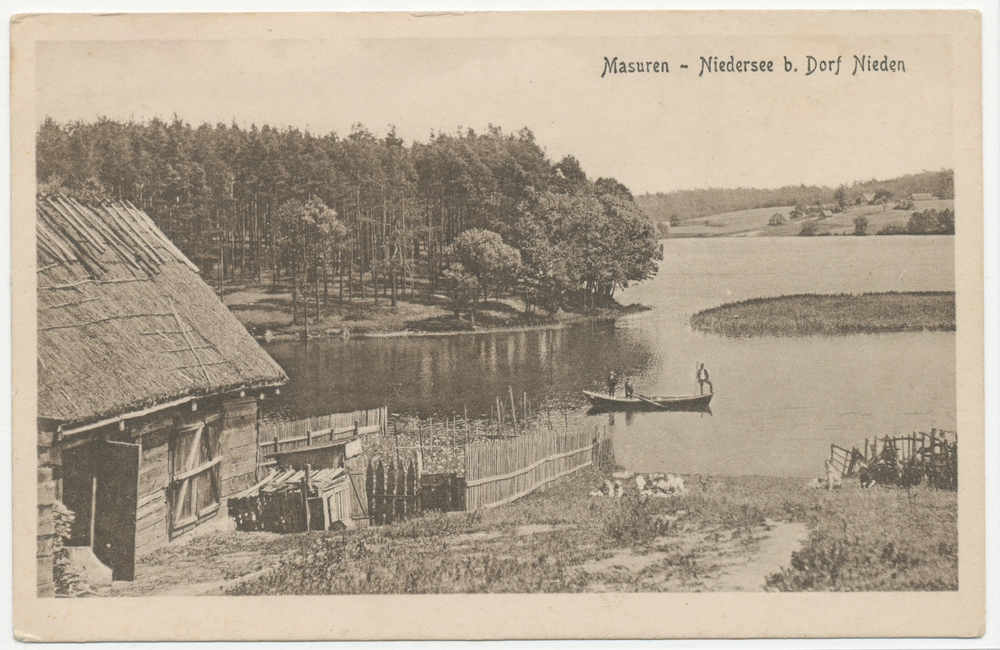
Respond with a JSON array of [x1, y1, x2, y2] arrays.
[[169, 415, 222, 531]]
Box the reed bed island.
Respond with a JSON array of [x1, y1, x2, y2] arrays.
[[691, 291, 955, 337]]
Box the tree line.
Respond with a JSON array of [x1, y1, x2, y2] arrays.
[[36, 117, 661, 318], [637, 169, 954, 225]]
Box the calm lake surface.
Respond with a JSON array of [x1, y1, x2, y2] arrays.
[[262, 236, 955, 478]]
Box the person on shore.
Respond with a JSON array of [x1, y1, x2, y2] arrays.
[[624, 379, 634, 399], [607, 371, 618, 397], [697, 364, 713, 395]]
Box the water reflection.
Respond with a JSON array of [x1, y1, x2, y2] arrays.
[[261, 236, 955, 478]]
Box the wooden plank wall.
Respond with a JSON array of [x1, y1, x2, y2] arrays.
[[221, 396, 259, 498], [134, 427, 170, 555], [344, 453, 369, 525], [256, 406, 387, 475], [464, 427, 596, 511]]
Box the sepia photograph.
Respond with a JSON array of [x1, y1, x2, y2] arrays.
[[9, 8, 988, 642]]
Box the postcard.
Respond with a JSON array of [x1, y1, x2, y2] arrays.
[[10, 9, 986, 641]]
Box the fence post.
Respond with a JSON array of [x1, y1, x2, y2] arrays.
[[385, 460, 396, 525], [509, 387, 519, 436], [374, 460, 385, 526], [301, 464, 311, 532], [366, 461, 375, 526]]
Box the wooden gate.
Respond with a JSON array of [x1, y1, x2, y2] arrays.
[[419, 473, 465, 512], [365, 459, 419, 526]]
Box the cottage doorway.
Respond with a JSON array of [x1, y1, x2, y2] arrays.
[[60, 439, 140, 581]]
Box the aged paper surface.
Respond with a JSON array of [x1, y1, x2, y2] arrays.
[[10, 10, 985, 641]]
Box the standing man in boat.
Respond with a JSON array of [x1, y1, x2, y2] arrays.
[[607, 371, 618, 397], [624, 378, 634, 399], [697, 363, 713, 395]]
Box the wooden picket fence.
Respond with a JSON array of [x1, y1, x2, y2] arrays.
[[257, 406, 387, 475], [366, 459, 419, 526], [830, 428, 957, 490], [464, 426, 597, 511]]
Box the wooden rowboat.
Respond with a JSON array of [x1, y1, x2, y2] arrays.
[[582, 390, 713, 413]]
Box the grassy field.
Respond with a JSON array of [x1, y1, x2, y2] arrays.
[[767, 484, 957, 591], [668, 206, 796, 237], [690, 292, 955, 337], [205, 467, 956, 595], [666, 200, 955, 238]]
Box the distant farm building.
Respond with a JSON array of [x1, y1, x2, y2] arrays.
[[36, 195, 287, 593], [908, 193, 936, 201], [862, 193, 876, 204], [768, 213, 786, 226], [821, 210, 835, 218]]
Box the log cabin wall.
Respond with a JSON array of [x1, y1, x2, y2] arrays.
[[133, 395, 260, 554]]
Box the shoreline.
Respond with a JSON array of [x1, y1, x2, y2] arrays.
[[242, 302, 651, 342], [690, 291, 955, 337]]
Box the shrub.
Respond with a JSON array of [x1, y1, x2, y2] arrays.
[[852, 216, 869, 236], [769, 213, 786, 226], [799, 221, 819, 236], [602, 495, 663, 546], [877, 223, 909, 235], [907, 209, 954, 235]]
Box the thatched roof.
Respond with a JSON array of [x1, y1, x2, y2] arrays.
[[37, 195, 287, 427]]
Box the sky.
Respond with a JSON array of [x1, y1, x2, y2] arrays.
[[35, 26, 954, 195]]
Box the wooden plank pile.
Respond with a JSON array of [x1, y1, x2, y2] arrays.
[[228, 466, 349, 533]]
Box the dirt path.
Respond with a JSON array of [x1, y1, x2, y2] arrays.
[[694, 520, 809, 591]]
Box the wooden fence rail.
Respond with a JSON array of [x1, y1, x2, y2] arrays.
[[257, 406, 387, 474], [464, 427, 597, 511]]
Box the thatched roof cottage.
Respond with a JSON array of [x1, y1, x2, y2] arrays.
[[36, 195, 287, 592]]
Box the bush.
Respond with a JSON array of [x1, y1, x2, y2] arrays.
[[908, 209, 954, 235], [852, 216, 869, 236], [602, 495, 665, 546], [768, 213, 786, 226], [799, 221, 819, 236], [877, 223, 909, 235]]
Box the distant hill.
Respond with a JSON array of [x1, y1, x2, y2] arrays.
[[636, 170, 954, 224]]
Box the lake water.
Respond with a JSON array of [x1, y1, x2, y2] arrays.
[[261, 235, 955, 478]]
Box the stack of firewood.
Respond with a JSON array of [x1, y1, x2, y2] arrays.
[[52, 502, 98, 597]]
